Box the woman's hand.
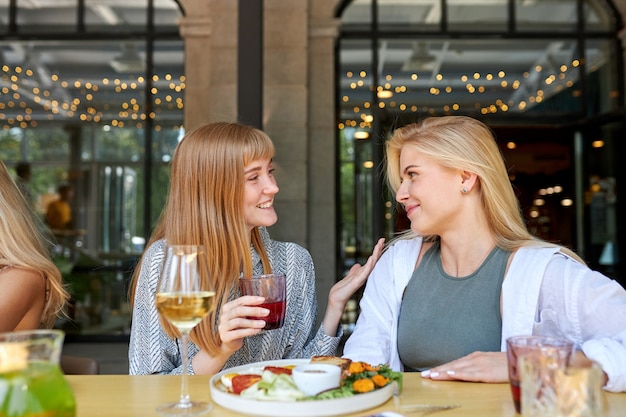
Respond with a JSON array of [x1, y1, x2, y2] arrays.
[[322, 237, 385, 336], [570, 350, 608, 386], [420, 350, 608, 388], [331, 237, 385, 307], [420, 351, 509, 383], [217, 296, 268, 353], [191, 295, 268, 375]]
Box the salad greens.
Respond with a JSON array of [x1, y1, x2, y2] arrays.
[[238, 363, 403, 402], [315, 364, 403, 400], [240, 370, 305, 401]]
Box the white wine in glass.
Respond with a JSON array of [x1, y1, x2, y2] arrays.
[[155, 244, 216, 416]]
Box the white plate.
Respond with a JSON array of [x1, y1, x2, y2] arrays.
[[209, 359, 394, 417]]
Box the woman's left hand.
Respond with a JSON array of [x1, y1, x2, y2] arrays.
[[322, 237, 385, 336], [420, 351, 509, 383], [329, 237, 385, 306]]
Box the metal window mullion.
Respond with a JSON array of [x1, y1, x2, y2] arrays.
[[441, 0, 447, 32], [577, 0, 588, 116], [77, 0, 85, 33], [143, 0, 156, 239], [508, 0, 515, 33], [8, 0, 16, 33], [371, 0, 384, 247]]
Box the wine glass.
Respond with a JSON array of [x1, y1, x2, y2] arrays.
[[155, 244, 216, 416]]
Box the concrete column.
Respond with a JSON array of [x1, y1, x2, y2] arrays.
[[263, 1, 309, 247], [178, 0, 238, 129], [177, 14, 213, 130], [307, 4, 341, 323]]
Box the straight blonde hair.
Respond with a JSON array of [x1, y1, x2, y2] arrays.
[[130, 122, 274, 355], [386, 116, 583, 262], [0, 161, 69, 328]]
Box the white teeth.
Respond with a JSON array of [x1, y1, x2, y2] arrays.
[[257, 202, 273, 209]]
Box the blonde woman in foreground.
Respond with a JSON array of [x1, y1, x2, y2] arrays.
[[343, 115, 626, 392], [0, 161, 69, 331]]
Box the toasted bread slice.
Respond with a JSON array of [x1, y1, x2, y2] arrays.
[[310, 355, 352, 377]]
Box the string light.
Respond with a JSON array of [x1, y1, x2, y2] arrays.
[[338, 55, 589, 128], [0, 64, 185, 129]]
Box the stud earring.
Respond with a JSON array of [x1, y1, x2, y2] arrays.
[[461, 187, 468, 194]]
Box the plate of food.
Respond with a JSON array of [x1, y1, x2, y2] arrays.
[[209, 356, 402, 417]]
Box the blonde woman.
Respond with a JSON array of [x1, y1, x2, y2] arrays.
[[128, 122, 383, 375], [343, 116, 626, 392], [0, 161, 70, 331]]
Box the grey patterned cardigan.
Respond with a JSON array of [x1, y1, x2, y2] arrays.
[[128, 227, 341, 375]]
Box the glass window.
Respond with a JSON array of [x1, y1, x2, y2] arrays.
[[340, 37, 585, 120], [152, 39, 185, 133], [338, 38, 375, 268], [511, 39, 583, 116], [582, 120, 622, 276], [584, 38, 620, 114], [339, 39, 374, 127], [584, 0, 616, 31], [341, 0, 372, 25], [97, 163, 143, 253], [152, 125, 183, 162], [152, 1, 184, 27], [150, 162, 171, 226], [516, 0, 617, 33], [0, 127, 70, 164], [26, 127, 71, 162], [498, 128, 576, 246], [86, 0, 147, 30], [95, 127, 144, 162], [378, 0, 439, 32], [16, 0, 76, 32], [0, 0, 184, 338], [516, 0, 578, 32], [0, 126, 71, 213], [85, 0, 182, 33], [448, 0, 508, 31], [0, 128, 24, 160], [0, 0, 8, 33]]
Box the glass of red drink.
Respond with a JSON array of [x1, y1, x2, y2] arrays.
[[239, 273, 286, 330], [506, 335, 574, 414]]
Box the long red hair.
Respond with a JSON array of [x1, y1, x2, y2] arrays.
[[130, 122, 274, 355]]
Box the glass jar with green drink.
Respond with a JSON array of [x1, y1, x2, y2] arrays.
[[0, 329, 76, 417]]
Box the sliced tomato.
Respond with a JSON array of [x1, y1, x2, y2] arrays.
[[263, 365, 292, 375], [231, 374, 262, 394]]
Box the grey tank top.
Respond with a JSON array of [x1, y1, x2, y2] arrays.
[[397, 241, 510, 371]]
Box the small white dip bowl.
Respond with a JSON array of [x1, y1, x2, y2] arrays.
[[292, 364, 342, 396]]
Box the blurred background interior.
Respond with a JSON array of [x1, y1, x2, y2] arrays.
[[1, 0, 625, 373]]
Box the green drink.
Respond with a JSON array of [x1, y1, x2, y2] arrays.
[[0, 330, 76, 417], [0, 361, 76, 417]]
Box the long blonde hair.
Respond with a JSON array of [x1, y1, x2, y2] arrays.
[[0, 161, 69, 328], [130, 122, 274, 355], [386, 116, 583, 262]]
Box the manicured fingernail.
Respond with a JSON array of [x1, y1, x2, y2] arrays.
[[446, 370, 456, 376], [429, 371, 440, 378], [420, 370, 430, 377]]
